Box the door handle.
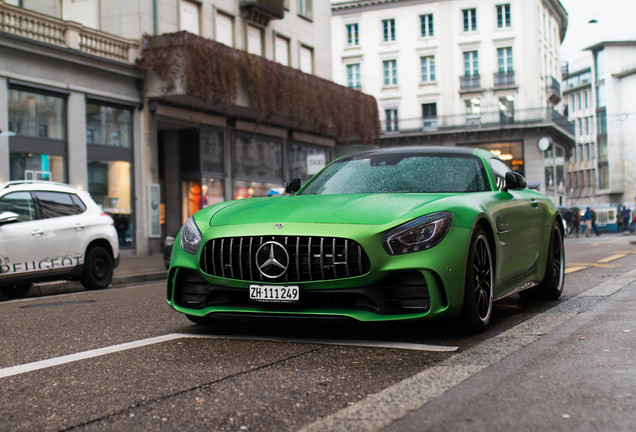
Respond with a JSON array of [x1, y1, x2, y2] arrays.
[[74, 223, 85, 231], [531, 199, 539, 208], [31, 229, 43, 237]]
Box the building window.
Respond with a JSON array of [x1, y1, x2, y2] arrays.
[[465, 98, 481, 125], [247, 25, 263, 56], [385, 108, 398, 132], [300, 45, 313, 74], [421, 56, 436, 82], [298, 0, 312, 19], [215, 12, 234, 47], [422, 103, 437, 130], [420, 14, 433, 37], [382, 19, 396, 42], [594, 49, 605, 81], [275, 34, 290, 66], [464, 51, 479, 76], [347, 64, 361, 89], [179, 0, 200, 35], [496, 4, 511, 28], [499, 96, 514, 124], [383, 60, 397, 86], [463, 8, 477, 32], [596, 84, 606, 108], [346, 23, 359, 46], [497, 47, 513, 72]]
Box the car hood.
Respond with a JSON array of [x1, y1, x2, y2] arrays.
[[207, 194, 452, 226]]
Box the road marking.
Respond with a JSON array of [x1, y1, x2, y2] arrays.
[[565, 266, 587, 274], [568, 262, 616, 268], [0, 333, 457, 380], [591, 238, 623, 246], [597, 254, 627, 263]]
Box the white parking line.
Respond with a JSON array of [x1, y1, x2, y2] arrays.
[[0, 333, 457, 380]]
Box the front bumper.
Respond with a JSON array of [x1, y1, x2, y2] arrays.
[[167, 224, 471, 322]]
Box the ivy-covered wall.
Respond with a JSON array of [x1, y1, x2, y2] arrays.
[[137, 31, 379, 144]]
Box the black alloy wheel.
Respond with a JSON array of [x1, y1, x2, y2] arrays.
[[459, 228, 494, 333]]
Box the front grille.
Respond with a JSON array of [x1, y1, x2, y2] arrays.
[[173, 269, 429, 315], [200, 236, 371, 282]]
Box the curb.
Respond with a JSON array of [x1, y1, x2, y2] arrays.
[[27, 272, 168, 298]]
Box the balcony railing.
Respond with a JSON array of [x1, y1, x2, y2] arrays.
[[380, 108, 574, 137], [460, 74, 481, 90], [494, 71, 515, 87], [549, 76, 561, 95], [0, 1, 139, 63]]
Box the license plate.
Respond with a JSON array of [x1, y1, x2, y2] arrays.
[[249, 285, 300, 303]]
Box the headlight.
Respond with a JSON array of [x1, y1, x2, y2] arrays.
[[382, 212, 453, 255], [180, 216, 202, 255]]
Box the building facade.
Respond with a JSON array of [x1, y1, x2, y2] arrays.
[[331, 0, 575, 205], [564, 41, 636, 209], [0, 0, 376, 255]]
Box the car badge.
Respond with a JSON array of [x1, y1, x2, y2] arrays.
[[274, 223, 284, 229], [255, 241, 290, 279]]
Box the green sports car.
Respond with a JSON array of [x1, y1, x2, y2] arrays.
[[167, 146, 565, 332]]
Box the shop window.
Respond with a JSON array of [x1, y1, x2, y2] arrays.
[[86, 103, 132, 148], [10, 153, 65, 182], [290, 144, 331, 183], [233, 132, 283, 198], [88, 160, 133, 247], [8, 89, 66, 140]]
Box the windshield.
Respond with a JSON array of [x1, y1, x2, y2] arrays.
[[299, 153, 489, 195]]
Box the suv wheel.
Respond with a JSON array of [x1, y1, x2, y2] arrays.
[[81, 246, 114, 290]]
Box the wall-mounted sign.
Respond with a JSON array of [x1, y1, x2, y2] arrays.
[[307, 153, 326, 175], [148, 184, 161, 238]]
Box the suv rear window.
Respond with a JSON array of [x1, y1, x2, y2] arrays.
[[34, 191, 87, 218]]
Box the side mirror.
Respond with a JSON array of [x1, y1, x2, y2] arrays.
[[0, 211, 19, 226], [504, 171, 527, 191], [285, 178, 301, 195]]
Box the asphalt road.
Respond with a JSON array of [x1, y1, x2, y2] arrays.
[[1, 233, 635, 431]]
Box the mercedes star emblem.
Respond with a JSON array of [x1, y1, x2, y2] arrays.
[[255, 241, 290, 279]]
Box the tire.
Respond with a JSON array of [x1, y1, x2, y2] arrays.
[[519, 221, 565, 300], [81, 246, 114, 290], [0, 283, 32, 299], [458, 228, 494, 333]]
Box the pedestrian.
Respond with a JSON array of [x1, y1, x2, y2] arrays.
[[617, 206, 624, 233], [584, 207, 592, 237], [591, 206, 600, 236], [620, 206, 631, 233], [573, 208, 581, 237]]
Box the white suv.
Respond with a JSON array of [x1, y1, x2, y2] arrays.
[[0, 181, 120, 298]]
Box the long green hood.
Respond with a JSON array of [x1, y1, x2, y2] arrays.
[[207, 194, 452, 226]]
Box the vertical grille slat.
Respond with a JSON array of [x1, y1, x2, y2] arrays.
[[201, 236, 370, 283], [238, 237, 244, 280], [220, 238, 226, 278], [332, 238, 337, 279]]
